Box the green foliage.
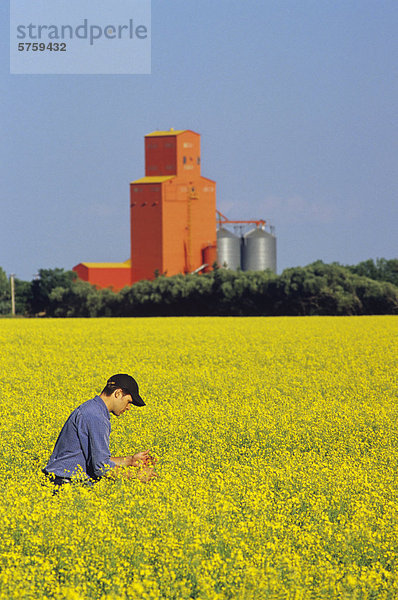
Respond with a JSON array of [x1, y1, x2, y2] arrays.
[[28, 268, 77, 315], [346, 258, 398, 287], [0, 267, 11, 315], [47, 280, 121, 317], [0, 270, 32, 316], [270, 261, 398, 316], [2, 260, 398, 317], [14, 278, 31, 315], [116, 262, 397, 317]]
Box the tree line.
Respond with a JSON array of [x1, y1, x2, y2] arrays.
[[1, 258, 397, 317]]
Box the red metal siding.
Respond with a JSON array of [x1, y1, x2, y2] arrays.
[[73, 264, 131, 291], [145, 137, 177, 176], [130, 184, 163, 282]]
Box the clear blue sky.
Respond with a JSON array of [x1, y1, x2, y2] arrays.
[[1, 0, 397, 280]]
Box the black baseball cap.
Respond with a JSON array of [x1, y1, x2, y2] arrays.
[[107, 374, 145, 407]]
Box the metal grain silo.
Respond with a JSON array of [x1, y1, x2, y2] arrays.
[[217, 228, 241, 269], [241, 228, 276, 272]]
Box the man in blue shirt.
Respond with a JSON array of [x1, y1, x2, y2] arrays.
[[43, 374, 157, 487]]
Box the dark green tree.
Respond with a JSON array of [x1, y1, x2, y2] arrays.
[[28, 268, 77, 315], [14, 278, 31, 315], [346, 258, 398, 287], [0, 268, 11, 315], [3, 257, 397, 318]]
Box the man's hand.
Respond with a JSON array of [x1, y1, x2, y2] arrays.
[[130, 450, 157, 468], [110, 450, 158, 482], [136, 465, 158, 483], [111, 451, 157, 468]]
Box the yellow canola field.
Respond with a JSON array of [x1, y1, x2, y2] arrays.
[[0, 316, 397, 600]]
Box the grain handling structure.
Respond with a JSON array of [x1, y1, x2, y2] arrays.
[[73, 129, 276, 289]]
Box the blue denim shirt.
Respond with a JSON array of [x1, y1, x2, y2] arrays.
[[44, 396, 116, 480]]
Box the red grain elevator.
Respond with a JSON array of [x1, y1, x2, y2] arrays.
[[130, 129, 216, 283]]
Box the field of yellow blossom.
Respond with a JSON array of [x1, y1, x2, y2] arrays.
[[0, 316, 397, 599]]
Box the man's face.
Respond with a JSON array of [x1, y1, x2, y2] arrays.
[[112, 389, 133, 416]]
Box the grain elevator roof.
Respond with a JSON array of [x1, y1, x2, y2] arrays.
[[145, 129, 199, 137], [131, 176, 175, 184]]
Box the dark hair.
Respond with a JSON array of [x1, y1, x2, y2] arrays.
[[101, 384, 131, 397]]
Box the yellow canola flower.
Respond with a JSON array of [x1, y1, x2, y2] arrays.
[[0, 315, 396, 599]]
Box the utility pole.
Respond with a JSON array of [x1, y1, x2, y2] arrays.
[[10, 274, 15, 316]]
